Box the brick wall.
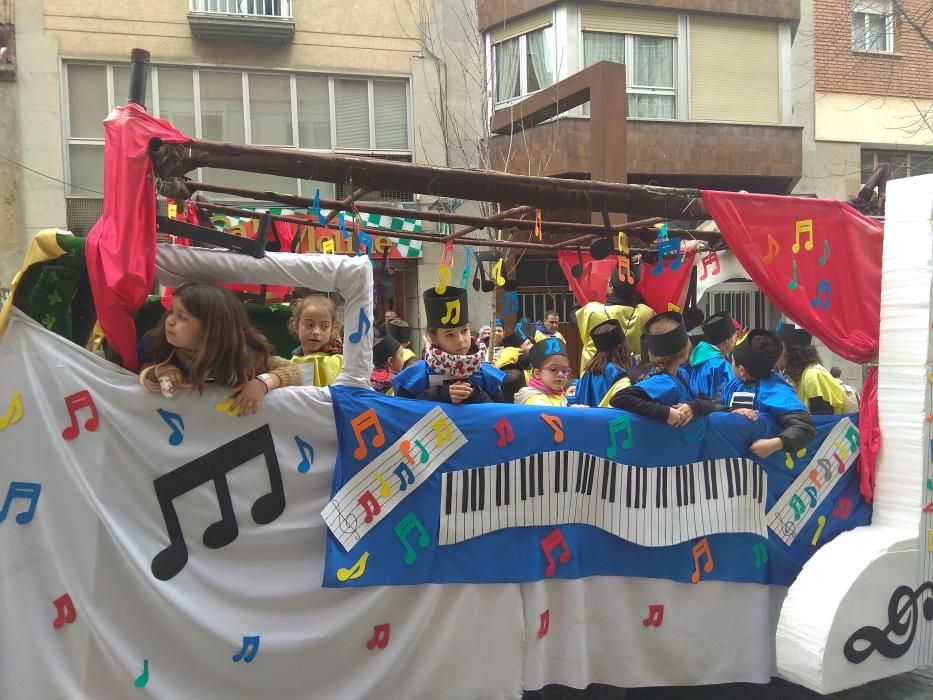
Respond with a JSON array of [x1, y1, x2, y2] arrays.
[[815, 0, 933, 99]]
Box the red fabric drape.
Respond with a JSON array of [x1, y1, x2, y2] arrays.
[[636, 250, 697, 314], [702, 190, 883, 501], [557, 251, 615, 305], [86, 103, 190, 370]]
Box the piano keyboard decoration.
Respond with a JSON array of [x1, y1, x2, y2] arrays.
[[323, 406, 467, 551], [767, 417, 859, 545], [438, 451, 767, 547]]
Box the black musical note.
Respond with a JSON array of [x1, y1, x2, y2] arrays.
[[150, 424, 286, 581], [843, 581, 933, 663]]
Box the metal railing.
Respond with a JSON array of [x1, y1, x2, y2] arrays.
[[189, 0, 293, 18]]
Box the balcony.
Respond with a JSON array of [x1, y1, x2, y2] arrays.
[[188, 0, 295, 45]]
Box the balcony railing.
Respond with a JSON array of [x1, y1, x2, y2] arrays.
[[189, 0, 293, 19]]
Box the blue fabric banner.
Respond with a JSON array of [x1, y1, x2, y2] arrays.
[[323, 386, 870, 588]]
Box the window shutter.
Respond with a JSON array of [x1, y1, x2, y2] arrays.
[[581, 5, 678, 37], [373, 81, 408, 150], [335, 79, 370, 150], [491, 8, 553, 44]]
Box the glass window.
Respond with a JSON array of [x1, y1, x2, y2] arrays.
[[912, 153, 933, 176], [852, 1, 893, 52], [299, 179, 335, 199], [199, 70, 245, 143], [248, 73, 293, 146], [525, 26, 554, 93], [296, 75, 331, 149], [373, 81, 408, 150], [861, 149, 933, 179], [201, 168, 299, 196], [112, 65, 153, 111], [158, 69, 196, 136], [494, 37, 521, 103], [334, 79, 370, 149], [632, 37, 674, 88], [67, 64, 108, 139], [583, 32, 625, 66], [68, 144, 104, 195]]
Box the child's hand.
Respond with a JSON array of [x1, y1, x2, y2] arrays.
[[733, 408, 758, 421], [750, 437, 783, 458], [448, 381, 474, 404], [674, 403, 694, 425], [666, 406, 686, 427], [230, 378, 266, 416]]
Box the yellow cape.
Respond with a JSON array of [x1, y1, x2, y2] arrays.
[[291, 352, 344, 387], [797, 363, 845, 414], [576, 302, 655, 369], [598, 376, 633, 407]]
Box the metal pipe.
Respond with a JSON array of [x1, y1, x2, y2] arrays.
[[127, 48, 150, 108]]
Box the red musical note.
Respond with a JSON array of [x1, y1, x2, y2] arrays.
[[762, 233, 779, 264], [699, 251, 720, 280], [540, 528, 571, 577], [367, 623, 390, 650], [52, 593, 77, 629], [833, 497, 852, 520], [493, 417, 514, 448], [351, 409, 385, 460], [924, 503, 933, 513], [357, 490, 381, 524], [642, 604, 664, 627], [537, 610, 550, 638], [832, 453, 846, 474], [540, 414, 564, 443], [690, 537, 714, 584], [61, 389, 99, 440]]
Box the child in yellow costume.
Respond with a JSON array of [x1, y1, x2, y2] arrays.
[[289, 295, 344, 387], [514, 337, 574, 407]]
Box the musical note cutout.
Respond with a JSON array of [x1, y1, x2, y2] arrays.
[[491, 258, 506, 286], [157, 408, 185, 446], [358, 230, 374, 260], [60, 389, 99, 440], [690, 537, 714, 584], [294, 435, 314, 474], [358, 490, 381, 523], [351, 408, 385, 460], [929, 529, 933, 553], [394, 511, 430, 566], [762, 233, 779, 264], [52, 593, 77, 629], [652, 237, 682, 276], [0, 481, 41, 525], [312, 188, 322, 224], [540, 414, 564, 443], [844, 580, 933, 664], [393, 463, 416, 491], [493, 417, 514, 448], [789, 494, 807, 520], [337, 551, 370, 582], [616, 255, 634, 284], [793, 219, 814, 253], [538, 610, 550, 638], [833, 497, 852, 520], [413, 440, 430, 463], [784, 452, 795, 469], [642, 604, 664, 627], [149, 424, 286, 582], [431, 417, 453, 445], [544, 338, 561, 354], [810, 279, 831, 311], [699, 251, 720, 280], [215, 398, 239, 417], [752, 542, 769, 568], [367, 623, 390, 650], [321, 238, 335, 255], [232, 635, 260, 663], [667, 302, 680, 313], [435, 263, 451, 295], [134, 659, 149, 688], [928, 477, 933, 491], [348, 308, 371, 344], [0, 391, 23, 431], [540, 528, 571, 577], [683, 418, 707, 444], [617, 231, 629, 254], [606, 415, 633, 457], [924, 502, 933, 513], [460, 246, 472, 288], [818, 239, 829, 266], [473, 260, 494, 293], [440, 299, 461, 325], [372, 471, 391, 498], [787, 260, 798, 291], [399, 439, 416, 465], [502, 291, 520, 316], [811, 514, 827, 546]]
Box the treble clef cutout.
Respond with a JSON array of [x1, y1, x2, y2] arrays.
[[843, 581, 933, 663]]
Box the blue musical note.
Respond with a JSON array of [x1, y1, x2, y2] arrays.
[[502, 291, 520, 315], [295, 435, 314, 474], [156, 408, 185, 446], [0, 481, 41, 524], [312, 189, 324, 225], [232, 635, 260, 663], [544, 338, 560, 354], [349, 308, 371, 344], [652, 237, 682, 276], [339, 214, 349, 240], [460, 246, 472, 288]]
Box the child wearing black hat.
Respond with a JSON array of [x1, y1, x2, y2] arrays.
[[608, 312, 717, 425], [687, 311, 737, 402], [514, 337, 574, 406], [576, 318, 633, 407], [370, 332, 405, 394], [392, 286, 505, 403], [386, 319, 418, 368], [775, 323, 844, 415], [722, 329, 816, 458]]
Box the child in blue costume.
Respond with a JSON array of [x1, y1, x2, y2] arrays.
[[687, 311, 737, 402], [609, 311, 717, 425], [576, 318, 632, 407], [722, 329, 816, 458], [392, 285, 505, 403]]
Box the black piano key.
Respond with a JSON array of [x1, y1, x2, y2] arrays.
[[626, 464, 633, 507], [726, 458, 735, 498], [662, 468, 668, 508], [504, 461, 511, 505], [602, 459, 611, 500], [528, 456, 535, 498], [688, 464, 696, 505], [641, 467, 648, 508], [461, 470, 470, 513], [752, 462, 758, 503], [574, 455, 583, 493], [655, 466, 663, 508], [609, 462, 618, 503], [586, 455, 597, 495], [495, 464, 502, 507], [445, 471, 453, 515], [757, 464, 764, 503], [711, 461, 719, 499], [633, 466, 641, 509], [538, 454, 545, 497], [703, 461, 711, 500], [470, 468, 478, 512], [562, 452, 569, 492], [520, 458, 527, 501], [553, 454, 561, 493], [741, 460, 748, 496], [478, 467, 485, 511], [675, 466, 683, 507]]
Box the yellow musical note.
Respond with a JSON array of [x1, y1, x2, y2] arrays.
[[491, 258, 506, 286], [373, 471, 391, 498], [321, 238, 335, 254], [214, 398, 239, 417], [617, 232, 629, 254], [0, 392, 23, 431], [440, 300, 460, 325], [435, 264, 451, 295], [667, 303, 680, 312], [337, 551, 370, 582], [793, 219, 814, 253]]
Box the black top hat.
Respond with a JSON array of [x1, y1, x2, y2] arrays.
[[373, 333, 400, 367], [776, 321, 812, 347], [591, 318, 624, 353], [644, 311, 689, 358], [502, 331, 527, 348], [423, 286, 469, 329], [529, 337, 568, 368], [702, 311, 737, 345], [386, 322, 411, 344], [732, 329, 782, 380]]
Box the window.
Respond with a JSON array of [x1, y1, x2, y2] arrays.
[[584, 32, 676, 119], [62, 62, 410, 201], [852, 0, 894, 52], [493, 26, 554, 104], [861, 149, 933, 180]]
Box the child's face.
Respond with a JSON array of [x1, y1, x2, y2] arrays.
[[430, 325, 472, 355], [298, 307, 333, 353], [732, 358, 752, 383], [165, 297, 204, 351], [720, 334, 737, 355], [494, 326, 504, 343], [534, 354, 571, 392], [388, 346, 405, 374]]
